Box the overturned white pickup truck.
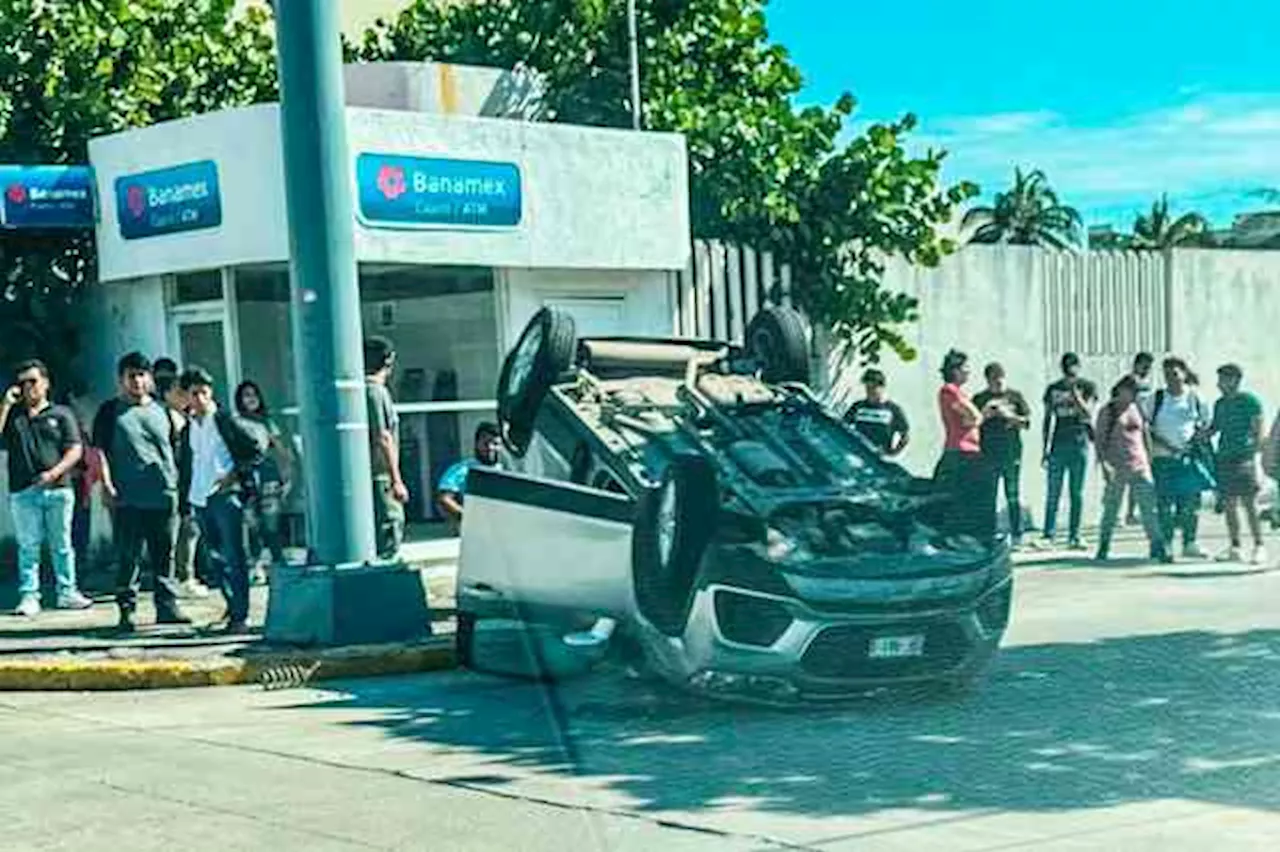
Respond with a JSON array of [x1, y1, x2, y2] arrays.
[[457, 306, 1012, 704]]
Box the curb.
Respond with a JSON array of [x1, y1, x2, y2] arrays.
[[0, 638, 457, 691]]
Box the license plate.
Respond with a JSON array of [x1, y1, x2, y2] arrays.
[[868, 634, 926, 659]]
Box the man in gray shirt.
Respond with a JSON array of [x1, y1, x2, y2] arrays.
[[92, 352, 190, 632], [365, 336, 408, 560]]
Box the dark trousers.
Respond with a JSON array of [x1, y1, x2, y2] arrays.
[[1044, 443, 1089, 541], [196, 493, 250, 623], [247, 492, 287, 565], [935, 450, 997, 542], [989, 456, 1023, 539], [115, 506, 180, 615]]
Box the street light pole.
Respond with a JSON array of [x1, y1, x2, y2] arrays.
[[627, 0, 642, 130], [273, 0, 375, 567]]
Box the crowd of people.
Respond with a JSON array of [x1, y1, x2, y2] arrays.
[[845, 351, 1277, 565]]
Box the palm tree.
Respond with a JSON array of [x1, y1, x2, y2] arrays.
[[961, 168, 1083, 250], [1131, 194, 1211, 249]]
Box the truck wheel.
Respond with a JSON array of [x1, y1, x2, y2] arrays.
[[497, 307, 577, 457], [632, 455, 718, 636], [746, 306, 810, 385]]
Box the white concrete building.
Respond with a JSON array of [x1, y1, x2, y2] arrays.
[[75, 64, 690, 546]]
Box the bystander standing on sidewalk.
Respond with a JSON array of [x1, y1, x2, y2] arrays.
[[234, 380, 293, 580], [933, 349, 996, 543], [179, 368, 266, 634], [844, 369, 910, 457], [1094, 376, 1168, 562], [1144, 357, 1213, 560], [973, 362, 1031, 548], [1124, 352, 1157, 525], [366, 336, 408, 560], [1041, 353, 1098, 550], [1208, 364, 1268, 565], [92, 353, 190, 631], [1, 360, 93, 616], [157, 373, 211, 599]]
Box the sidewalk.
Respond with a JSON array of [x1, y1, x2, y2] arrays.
[[0, 564, 459, 690]]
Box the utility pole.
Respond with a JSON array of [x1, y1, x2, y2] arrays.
[[265, 0, 429, 644], [627, 0, 642, 130]]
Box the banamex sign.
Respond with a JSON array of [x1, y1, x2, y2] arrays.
[[115, 160, 222, 240], [0, 166, 95, 229], [356, 153, 522, 229]]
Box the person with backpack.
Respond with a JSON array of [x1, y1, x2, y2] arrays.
[[1207, 364, 1267, 565], [1094, 376, 1168, 562], [177, 367, 267, 634], [1143, 357, 1213, 560], [91, 352, 191, 632]]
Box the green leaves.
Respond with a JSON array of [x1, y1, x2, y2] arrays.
[[0, 0, 277, 385]]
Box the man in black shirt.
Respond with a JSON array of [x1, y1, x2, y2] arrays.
[[1041, 352, 1098, 550], [844, 368, 910, 457], [973, 362, 1032, 548], [1, 359, 93, 616]]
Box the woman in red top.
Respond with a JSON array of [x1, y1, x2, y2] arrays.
[[934, 350, 996, 542]]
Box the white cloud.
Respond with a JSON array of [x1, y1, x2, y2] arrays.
[[900, 94, 1280, 226]]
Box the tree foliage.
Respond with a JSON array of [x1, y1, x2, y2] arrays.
[[1132, 194, 1211, 249], [358, 0, 976, 363], [0, 0, 277, 388], [962, 167, 1082, 251]]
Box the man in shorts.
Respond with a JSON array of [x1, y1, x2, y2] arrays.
[[1209, 364, 1267, 564]]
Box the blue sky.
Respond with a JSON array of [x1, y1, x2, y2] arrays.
[[767, 0, 1280, 228]]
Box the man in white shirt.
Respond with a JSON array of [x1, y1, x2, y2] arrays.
[[1142, 357, 1212, 560], [177, 368, 265, 633]]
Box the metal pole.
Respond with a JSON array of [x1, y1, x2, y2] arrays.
[[273, 0, 376, 566], [627, 0, 642, 130]]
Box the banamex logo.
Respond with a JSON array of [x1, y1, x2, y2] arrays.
[[377, 165, 407, 201], [126, 184, 147, 219], [6, 183, 27, 206]]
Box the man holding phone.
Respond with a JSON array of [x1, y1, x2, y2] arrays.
[[1, 359, 93, 616]]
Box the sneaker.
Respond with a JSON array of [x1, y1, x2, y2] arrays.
[[1067, 539, 1089, 552], [1216, 546, 1244, 563], [55, 590, 94, 610], [14, 593, 40, 617], [156, 608, 193, 626], [1183, 543, 1210, 560], [223, 619, 249, 635], [179, 579, 211, 599], [1251, 545, 1269, 566], [1094, 548, 1110, 562]]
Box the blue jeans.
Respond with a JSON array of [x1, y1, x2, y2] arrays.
[[1044, 443, 1089, 541], [196, 493, 249, 623], [9, 486, 77, 597]]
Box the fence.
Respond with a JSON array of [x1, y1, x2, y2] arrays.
[[672, 241, 793, 342]]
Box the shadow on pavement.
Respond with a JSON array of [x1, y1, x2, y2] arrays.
[[285, 627, 1280, 820]]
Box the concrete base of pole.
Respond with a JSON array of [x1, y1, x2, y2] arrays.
[[264, 563, 432, 646]]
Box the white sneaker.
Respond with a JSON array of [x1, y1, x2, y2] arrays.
[[1183, 543, 1210, 560], [55, 590, 94, 610], [1251, 545, 1269, 566], [1216, 546, 1244, 563], [179, 579, 211, 599], [14, 593, 40, 617]]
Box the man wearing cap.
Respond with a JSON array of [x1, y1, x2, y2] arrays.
[[973, 362, 1032, 548], [844, 368, 910, 457]]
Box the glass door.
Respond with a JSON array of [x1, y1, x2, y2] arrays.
[[169, 308, 234, 407]]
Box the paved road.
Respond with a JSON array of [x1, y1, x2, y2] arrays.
[[2, 557, 1278, 851]]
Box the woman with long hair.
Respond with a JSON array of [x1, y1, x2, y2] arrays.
[[233, 380, 293, 576], [934, 349, 997, 543]]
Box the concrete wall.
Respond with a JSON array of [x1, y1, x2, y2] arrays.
[[89, 105, 691, 282], [827, 246, 1280, 529]]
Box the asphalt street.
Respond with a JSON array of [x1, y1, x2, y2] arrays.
[[1, 554, 1278, 851]]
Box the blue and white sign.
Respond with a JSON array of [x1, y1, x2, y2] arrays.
[[0, 165, 96, 229], [115, 160, 222, 240], [356, 153, 522, 229]]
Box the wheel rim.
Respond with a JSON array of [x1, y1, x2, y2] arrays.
[[507, 324, 543, 400], [656, 479, 678, 567], [750, 327, 776, 367]]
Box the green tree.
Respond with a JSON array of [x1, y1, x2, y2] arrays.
[[357, 0, 976, 363], [0, 0, 277, 388], [1132, 194, 1211, 249], [962, 167, 1082, 250]]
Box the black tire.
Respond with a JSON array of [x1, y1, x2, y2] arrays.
[[745, 306, 810, 385], [496, 307, 577, 457], [632, 454, 719, 636]]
